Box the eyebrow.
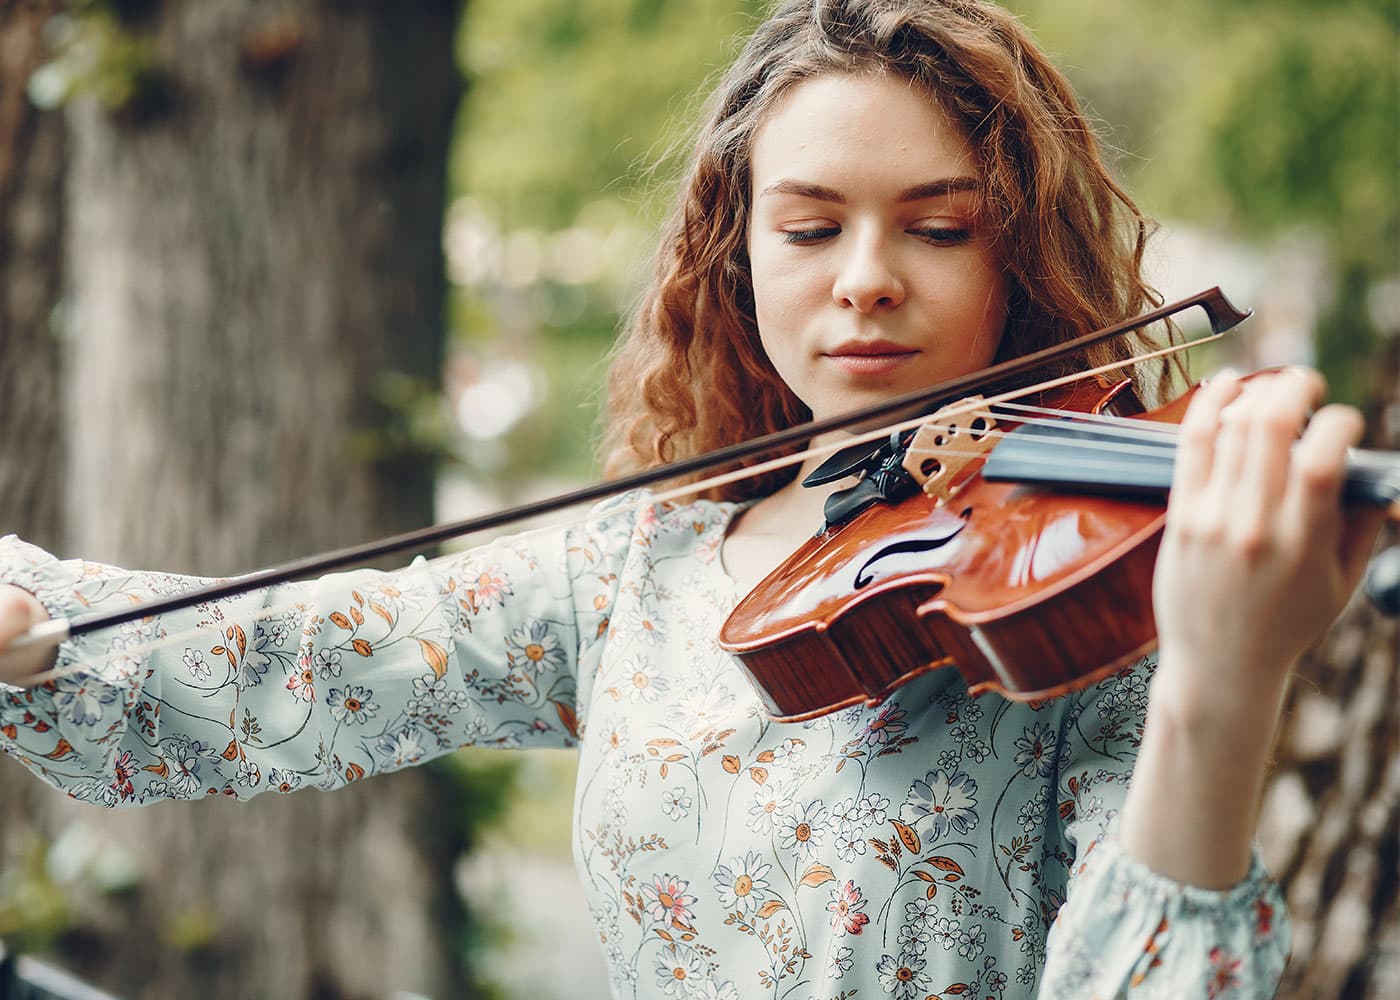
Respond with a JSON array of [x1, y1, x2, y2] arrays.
[[759, 176, 981, 203]]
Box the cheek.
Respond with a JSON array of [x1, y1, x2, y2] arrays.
[[750, 245, 824, 328], [749, 254, 803, 355], [748, 248, 784, 328], [751, 292, 817, 405], [962, 262, 1010, 362]]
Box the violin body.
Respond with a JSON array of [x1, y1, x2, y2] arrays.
[[718, 380, 1194, 721]]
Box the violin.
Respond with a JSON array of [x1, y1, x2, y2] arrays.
[[718, 378, 1400, 722], [8, 289, 1398, 707]]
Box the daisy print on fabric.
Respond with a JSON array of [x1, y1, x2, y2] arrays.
[[778, 799, 830, 862], [642, 873, 699, 930], [713, 852, 773, 913], [901, 769, 980, 842], [747, 783, 793, 834], [506, 621, 567, 674], [826, 879, 871, 936]]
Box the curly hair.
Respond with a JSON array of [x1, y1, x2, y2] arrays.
[[602, 0, 1166, 501]]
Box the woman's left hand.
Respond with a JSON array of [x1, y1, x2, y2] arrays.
[[1152, 367, 1384, 721], [1122, 366, 1386, 888]]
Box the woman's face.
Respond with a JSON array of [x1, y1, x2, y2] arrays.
[[747, 72, 1008, 423]]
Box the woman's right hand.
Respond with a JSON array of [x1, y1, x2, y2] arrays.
[[0, 583, 57, 685]]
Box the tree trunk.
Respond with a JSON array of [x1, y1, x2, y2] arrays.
[[1258, 333, 1400, 1000], [0, 0, 65, 553], [33, 2, 470, 997], [0, 0, 69, 965]]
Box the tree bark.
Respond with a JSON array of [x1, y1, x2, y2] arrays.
[[1258, 334, 1400, 1000], [0, 0, 69, 964], [0, 0, 65, 553], [30, 2, 470, 997]]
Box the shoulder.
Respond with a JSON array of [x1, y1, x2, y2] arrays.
[[585, 490, 742, 543]]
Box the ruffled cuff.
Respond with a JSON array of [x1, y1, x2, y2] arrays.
[[0, 535, 136, 691], [1040, 827, 1288, 999]]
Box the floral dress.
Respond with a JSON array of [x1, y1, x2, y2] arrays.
[[0, 495, 1288, 999]]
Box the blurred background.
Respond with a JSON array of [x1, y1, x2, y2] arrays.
[[0, 1, 1394, 998]]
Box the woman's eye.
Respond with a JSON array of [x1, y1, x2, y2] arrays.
[[781, 227, 839, 245], [910, 226, 972, 245]]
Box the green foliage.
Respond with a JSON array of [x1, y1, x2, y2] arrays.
[[1013, 0, 1398, 402], [430, 749, 522, 998], [431, 750, 521, 852], [160, 905, 222, 954], [348, 370, 462, 468], [0, 837, 74, 952], [455, 0, 766, 229], [0, 822, 143, 955], [28, 2, 169, 116]]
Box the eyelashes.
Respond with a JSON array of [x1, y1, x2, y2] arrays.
[[779, 226, 972, 246], [910, 227, 972, 246], [781, 227, 840, 244]]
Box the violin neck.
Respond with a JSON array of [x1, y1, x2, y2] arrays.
[[982, 422, 1400, 511]]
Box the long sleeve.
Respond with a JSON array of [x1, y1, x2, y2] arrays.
[[1039, 657, 1289, 998], [0, 504, 634, 806]]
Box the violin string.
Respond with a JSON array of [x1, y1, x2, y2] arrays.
[[991, 401, 1182, 439], [9, 426, 1187, 687], [4, 331, 1224, 685], [985, 410, 1178, 448]]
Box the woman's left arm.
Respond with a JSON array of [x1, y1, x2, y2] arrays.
[[1035, 652, 1288, 998], [1038, 368, 1386, 998], [1121, 368, 1386, 887]]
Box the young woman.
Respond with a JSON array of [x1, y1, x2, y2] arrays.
[[0, 2, 1383, 997]]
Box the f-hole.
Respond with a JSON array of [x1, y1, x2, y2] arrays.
[[852, 506, 974, 589]]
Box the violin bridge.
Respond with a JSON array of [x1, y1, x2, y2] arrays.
[[901, 396, 999, 505]]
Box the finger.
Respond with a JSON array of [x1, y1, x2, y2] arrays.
[[0, 595, 35, 644], [1287, 403, 1361, 515], [1234, 369, 1326, 531], [0, 587, 49, 647], [1199, 379, 1260, 519], [1171, 370, 1244, 503], [0, 589, 59, 685], [1284, 402, 1367, 565], [1338, 507, 1389, 595]]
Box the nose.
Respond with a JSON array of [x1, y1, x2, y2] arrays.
[[832, 231, 905, 313]]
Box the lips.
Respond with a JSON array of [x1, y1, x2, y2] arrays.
[[825, 339, 916, 358], [823, 339, 919, 376]]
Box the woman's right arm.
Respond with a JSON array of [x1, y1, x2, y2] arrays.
[[0, 510, 633, 806]]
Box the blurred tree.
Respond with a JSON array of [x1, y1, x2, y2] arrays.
[[0, 1, 504, 998], [1015, 0, 1399, 402], [0, 1, 65, 555], [0, 0, 69, 973]]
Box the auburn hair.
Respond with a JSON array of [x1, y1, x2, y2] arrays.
[[602, 0, 1167, 501]]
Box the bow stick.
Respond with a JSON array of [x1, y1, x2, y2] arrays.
[[6, 287, 1248, 663]]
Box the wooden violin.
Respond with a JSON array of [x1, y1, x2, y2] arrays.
[[718, 376, 1400, 722], [11, 287, 1397, 706]]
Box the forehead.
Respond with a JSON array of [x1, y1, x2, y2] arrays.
[[750, 72, 979, 194]]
